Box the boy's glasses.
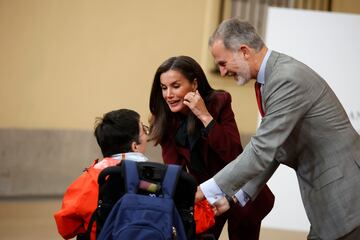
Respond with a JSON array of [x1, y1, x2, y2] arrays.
[[142, 124, 150, 135]]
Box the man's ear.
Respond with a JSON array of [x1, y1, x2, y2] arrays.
[[131, 141, 138, 152], [238, 45, 251, 59]]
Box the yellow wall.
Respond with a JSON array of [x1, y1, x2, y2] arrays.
[[0, 0, 259, 135], [0, 0, 255, 135], [1, 0, 259, 133], [2, 0, 358, 135]]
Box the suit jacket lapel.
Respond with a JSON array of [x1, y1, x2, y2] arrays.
[[262, 51, 281, 113]]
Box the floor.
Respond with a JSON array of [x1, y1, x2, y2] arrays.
[[0, 198, 308, 240]]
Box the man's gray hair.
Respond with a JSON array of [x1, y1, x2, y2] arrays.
[[209, 18, 264, 52]]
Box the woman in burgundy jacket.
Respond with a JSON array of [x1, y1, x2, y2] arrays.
[[149, 55, 274, 240]]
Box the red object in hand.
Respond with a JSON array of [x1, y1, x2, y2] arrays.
[[194, 199, 215, 234]]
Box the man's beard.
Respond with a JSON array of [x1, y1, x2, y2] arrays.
[[234, 65, 251, 85], [233, 55, 251, 85], [235, 74, 248, 85]]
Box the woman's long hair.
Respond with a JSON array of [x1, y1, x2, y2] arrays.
[[149, 56, 215, 144]]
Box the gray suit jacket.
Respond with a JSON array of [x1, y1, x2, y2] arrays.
[[214, 51, 360, 239]]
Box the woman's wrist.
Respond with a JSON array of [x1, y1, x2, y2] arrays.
[[200, 114, 213, 127]]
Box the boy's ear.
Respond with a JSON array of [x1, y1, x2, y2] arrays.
[[131, 141, 138, 152]]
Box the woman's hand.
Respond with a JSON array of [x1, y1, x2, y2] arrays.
[[183, 90, 213, 127], [195, 186, 205, 203], [213, 196, 231, 216]]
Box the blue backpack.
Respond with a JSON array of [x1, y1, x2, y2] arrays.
[[97, 160, 187, 240]]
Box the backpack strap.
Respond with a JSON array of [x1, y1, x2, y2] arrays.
[[80, 210, 97, 240], [161, 164, 181, 198], [123, 160, 140, 194], [97, 164, 122, 185]]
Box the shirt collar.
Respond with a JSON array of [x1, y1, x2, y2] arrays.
[[111, 152, 149, 162], [257, 49, 272, 85]]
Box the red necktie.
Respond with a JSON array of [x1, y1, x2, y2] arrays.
[[255, 82, 265, 117]]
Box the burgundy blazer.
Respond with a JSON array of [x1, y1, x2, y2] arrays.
[[160, 91, 242, 183], [160, 91, 274, 235]]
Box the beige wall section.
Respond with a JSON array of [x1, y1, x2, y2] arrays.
[[333, 0, 360, 14], [0, 0, 257, 135]]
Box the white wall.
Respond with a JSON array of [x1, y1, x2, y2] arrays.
[[262, 7, 360, 231]]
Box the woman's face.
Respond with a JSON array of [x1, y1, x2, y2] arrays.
[[160, 69, 196, 114]]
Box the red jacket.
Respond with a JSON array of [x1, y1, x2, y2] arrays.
[[54, 158, 120, 240], [161, 91, 244, 181]]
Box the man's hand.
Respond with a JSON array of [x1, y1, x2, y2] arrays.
[[195, 186, 205, 203], [213, 196, 231, 216]]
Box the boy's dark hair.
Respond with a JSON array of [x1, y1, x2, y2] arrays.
[[94, 109, 140, 157]]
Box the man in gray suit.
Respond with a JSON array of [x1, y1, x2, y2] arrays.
[[196, 18, 360, 239]]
